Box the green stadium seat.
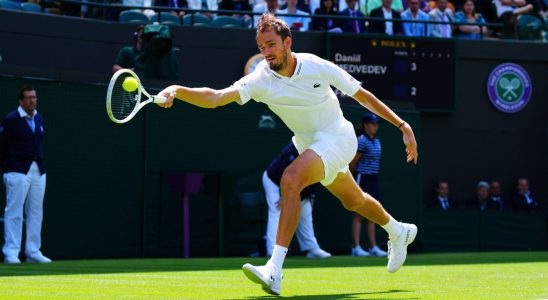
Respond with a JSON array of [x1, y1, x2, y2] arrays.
[[211, 16, 243, 28], [182, 13, 211, 26], [516, 15, 543, 40], [119, 10, 150, 24], [151, 12, 181, 25], [0, 0, 21, 10], [21, 2, 41, 12]]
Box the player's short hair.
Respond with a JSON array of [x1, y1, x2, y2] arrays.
[[18, 85, 35, 100], [256, 13, 292, 41]]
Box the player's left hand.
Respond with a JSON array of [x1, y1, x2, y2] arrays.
[[401, 123, 418, 164]]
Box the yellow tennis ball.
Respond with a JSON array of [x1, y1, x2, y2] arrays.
[[122, 77, 138, 92]]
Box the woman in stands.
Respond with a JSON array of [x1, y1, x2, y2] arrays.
[[454, 0, 487, 39]]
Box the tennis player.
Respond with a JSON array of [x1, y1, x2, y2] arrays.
[[158, 13, 418, 296]]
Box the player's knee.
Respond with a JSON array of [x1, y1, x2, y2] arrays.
[[280, 168, 305, 195]]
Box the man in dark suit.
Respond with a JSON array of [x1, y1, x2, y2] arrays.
[[0, 86, 51, 264], [426, 180, 453, 210], [511, 178, 541, 211], [368, 0, 403, 35], [488, 180, 506, 211], [341, 0, 367, 33]]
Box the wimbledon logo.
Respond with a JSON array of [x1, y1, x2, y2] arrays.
[[487, 63, 532, 113]]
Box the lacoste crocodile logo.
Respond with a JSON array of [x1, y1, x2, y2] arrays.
[[313, 83, 321, 88]]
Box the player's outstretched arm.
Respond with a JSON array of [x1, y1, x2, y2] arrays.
[[352, 87, 419, 164], [157, 85, 240, 109]]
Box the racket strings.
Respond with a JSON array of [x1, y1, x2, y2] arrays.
[[110, 76, 140, 121]]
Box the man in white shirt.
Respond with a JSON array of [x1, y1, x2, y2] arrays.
[[429, 0, 453, 38], [278, 0, 310, 31], [252, 0, 280, 27], [157, 13, 418, 296], [368, 0, 403, 34]]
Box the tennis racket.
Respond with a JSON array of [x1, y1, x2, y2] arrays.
[[106, 69, 167, 124]]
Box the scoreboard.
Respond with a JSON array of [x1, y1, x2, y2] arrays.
[[328, 34, 456, 110]]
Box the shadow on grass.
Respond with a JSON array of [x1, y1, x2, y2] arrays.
[[0, 251, 546, 277], [240, 289, 418, 299]]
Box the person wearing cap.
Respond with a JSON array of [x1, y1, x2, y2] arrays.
[[348, 112, 387, 257]]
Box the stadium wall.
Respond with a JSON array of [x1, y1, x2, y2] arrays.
[[0, 10, 546, 258]]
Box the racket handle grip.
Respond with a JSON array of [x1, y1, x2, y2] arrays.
[[153, 95, 167, 104]]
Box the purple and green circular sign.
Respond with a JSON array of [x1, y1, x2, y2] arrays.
[[487, 63, 532, 113]]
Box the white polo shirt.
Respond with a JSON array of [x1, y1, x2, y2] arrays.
[[234, 53, 361, 137]]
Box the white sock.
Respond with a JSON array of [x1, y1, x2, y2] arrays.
[[381, 216, 403, 238], [267, 245, 287, 274]]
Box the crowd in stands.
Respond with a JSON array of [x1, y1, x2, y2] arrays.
[[6, 0, 545, 39], [427, 178, 543, 212]]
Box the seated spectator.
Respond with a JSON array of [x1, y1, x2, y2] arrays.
[[511, 178, 541, 211], [155, 0, 187, 16], [218, 0, 252, 18], [428, 0, 456, 13], [253, 0, 280, 27], [279, 0, 311, 30], [187, 0, 218, 18], [311, 0, 344, 31], [489, 180, 506, 211], [123, 0, 155, 18], [294, 0, 320, 13], [341, 0, 367, 33], [401, 0, 431, 36], [426, 181, 453, 210], [112, 25, 144, 74], [368, 0, 404, 34], [429, 0, 454, 37], [493, 0, 541, 32], [365, 0, 404, 14], [454, 0, 487, 39], [466, 181, 490, 210], [402, 0, 431, 12]]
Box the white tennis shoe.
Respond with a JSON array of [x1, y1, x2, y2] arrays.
[[242, 263, 282, 295], [306, 248, 332, 259], [387, 223, 417, 273]]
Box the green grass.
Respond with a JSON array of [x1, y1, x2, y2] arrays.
[[0, 252, 546, 299]]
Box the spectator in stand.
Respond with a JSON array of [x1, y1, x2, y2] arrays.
[[341, 0, 367, 33], [311, 0, 344, 31], [366, 0, 404, 14], [401, 0, 431, 36], [368, 0, 404, 35], [123, 0, 156, 18], [187, 0, 218, 18], [428, 0, 456, 13], [511, 178, 541, 211], [426, 181, 453, 210], [155, 0, 187, 16], [489, 180, 506, 211], [466, 181, 490, 210], [429, 0, 454, 37], [253, 0, 280, 27], [402, 0, 431, 12], [493, 0, 540, 32], [112, 25, 144, 74], [218, 0, 252, 19], [454, 0, 487, 39], [279, 0, 311, 31]]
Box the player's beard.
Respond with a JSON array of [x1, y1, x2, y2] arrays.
[[268, 48, 288, 72]]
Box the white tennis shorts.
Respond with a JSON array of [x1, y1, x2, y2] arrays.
[[292, 120, 357, 186]]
